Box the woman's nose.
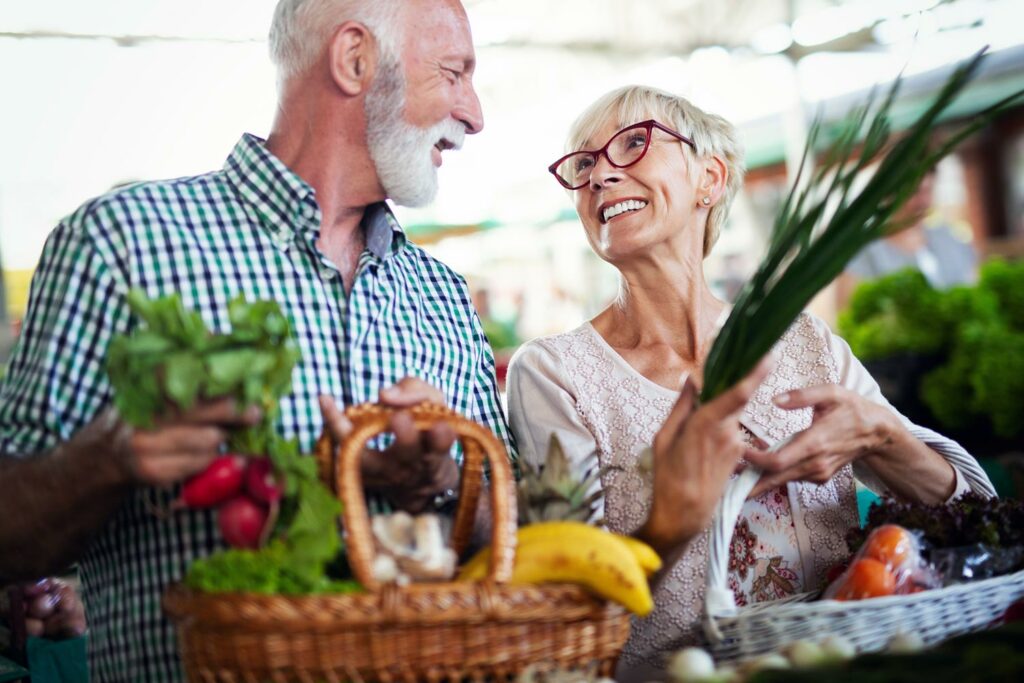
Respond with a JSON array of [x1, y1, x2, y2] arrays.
[[589, 153, 622, 189]]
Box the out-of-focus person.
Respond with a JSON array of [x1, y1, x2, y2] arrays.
[[836, 169, 977, 307]]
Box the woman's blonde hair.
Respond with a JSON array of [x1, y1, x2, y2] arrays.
[[566, 85, 745, 256]]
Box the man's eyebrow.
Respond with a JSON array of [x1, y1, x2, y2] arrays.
[[442, 54, 476, 72]]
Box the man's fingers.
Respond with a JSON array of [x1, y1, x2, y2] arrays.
[[318, 395, 353, 443], [133, 425, 227, 457], [773, 384, 839, 411], [176, 398, 261, 427], [424, 421, 456, 454], [703, 356, 773, 420], [380, 377, 445, 408], [25, 617, 44, 638], [389, 411, 419, 454]]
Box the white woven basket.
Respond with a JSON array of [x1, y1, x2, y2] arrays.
[[702, 466, 1024, 662]]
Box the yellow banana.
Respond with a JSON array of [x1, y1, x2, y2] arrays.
[[458, 521, 653, 616], [614, 534, 662, 576]]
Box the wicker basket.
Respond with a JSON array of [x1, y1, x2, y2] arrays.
[[702, 467, 1024, 662], [164, 403, 631, 682]]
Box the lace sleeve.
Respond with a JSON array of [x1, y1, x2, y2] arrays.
[[506, 339, 605, 519]]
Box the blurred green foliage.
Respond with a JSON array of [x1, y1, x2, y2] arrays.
[[839, 259, 1024, 439]]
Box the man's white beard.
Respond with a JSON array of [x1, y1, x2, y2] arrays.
[[364, 61, 465, 208]]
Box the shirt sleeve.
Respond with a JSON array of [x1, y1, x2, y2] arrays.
[[506, 339, 604, 520], [807, 315, 994, 500], [461, 306, 517, 472], [0, 219, 131, 457]]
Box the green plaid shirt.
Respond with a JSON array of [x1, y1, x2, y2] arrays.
[[0, 134, 512, 682]]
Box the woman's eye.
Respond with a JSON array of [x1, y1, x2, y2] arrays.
[[574, 157, 594, 174], [627, 134, 647, 148]]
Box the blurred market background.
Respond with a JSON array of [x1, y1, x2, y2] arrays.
[[1, 3, 1023, 677], [1, 0, 1022, 459]]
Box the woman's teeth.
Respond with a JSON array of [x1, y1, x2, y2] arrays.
[[602, 200, 647, 222]]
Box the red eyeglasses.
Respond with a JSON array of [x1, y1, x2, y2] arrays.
[[548, 119, 696, 190]]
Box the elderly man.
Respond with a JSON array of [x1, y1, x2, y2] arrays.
[[0, 0, 508, 680]]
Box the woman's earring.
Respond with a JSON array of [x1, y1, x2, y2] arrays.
[[701, 196, 711, 206]]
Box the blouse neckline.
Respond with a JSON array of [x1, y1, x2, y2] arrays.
[[580, 320, 775, 445], [582, 321, 687, 398]]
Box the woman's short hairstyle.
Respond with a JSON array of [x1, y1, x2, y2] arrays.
[[567, 85, 745, 257], [269, 0, 404, 82]]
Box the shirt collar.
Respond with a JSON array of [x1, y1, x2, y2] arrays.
[[224, 134, 408, 260], [223, 133, 320, 241], [363, 201, 408, 261]]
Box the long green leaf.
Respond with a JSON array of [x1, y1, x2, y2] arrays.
[[701, 49, 1024, 402]]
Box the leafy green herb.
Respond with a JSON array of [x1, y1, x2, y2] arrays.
[[107, 291, 353, 594], [838, 260, 1024, 438], [106, 290, 301, 428], [700, 50, 1024, 402]]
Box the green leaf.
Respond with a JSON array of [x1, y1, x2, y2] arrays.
[[700, 49, 1024, 403], [162, 352, 204, 410]]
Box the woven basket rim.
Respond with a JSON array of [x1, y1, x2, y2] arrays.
[[164, 581, 627, 629], [709, 565, 1024, 620]]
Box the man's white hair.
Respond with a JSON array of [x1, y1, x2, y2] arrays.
[[269, 0, 405, 82]]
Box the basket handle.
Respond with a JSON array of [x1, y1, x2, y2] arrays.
[[327, 402, 516, 591], [703, 435, 793, 643]]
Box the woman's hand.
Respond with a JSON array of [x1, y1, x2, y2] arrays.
[[745, 384, 955, 501], [637, 359, 772, 557]]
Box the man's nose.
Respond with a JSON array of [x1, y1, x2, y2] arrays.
[[455, 82, 484, 135]]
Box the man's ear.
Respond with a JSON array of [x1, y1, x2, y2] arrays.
[[328, 21, 378, 96], [698, 155, 728, 206]]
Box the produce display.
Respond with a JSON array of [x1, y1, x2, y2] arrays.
[[747, 617, 1024, 683], [663, 601, 1024, 683], [824, 524, 937, 600], [838, 259, 1024, 439]]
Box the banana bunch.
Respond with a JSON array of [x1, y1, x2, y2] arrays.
[[458, 521, 661, 616]]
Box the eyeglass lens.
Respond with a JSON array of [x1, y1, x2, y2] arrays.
[[554, 124, 651, 188]]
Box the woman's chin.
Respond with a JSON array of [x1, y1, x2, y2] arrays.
[[596, 224, 659, 262]]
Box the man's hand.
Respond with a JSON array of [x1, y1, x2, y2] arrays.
[[115, 399, 262, 487], [320, 377, 459, 514], [20, 578, 86, 639]]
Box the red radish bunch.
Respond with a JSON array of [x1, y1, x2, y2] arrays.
[[174, 454, 283, 549]]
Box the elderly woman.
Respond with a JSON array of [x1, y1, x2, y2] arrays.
[[506, 85, 993, 682]]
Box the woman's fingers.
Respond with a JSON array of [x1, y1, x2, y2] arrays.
[[703, 356, 773, 421], [773, 383, 839, 411], [656, 377, 698, 447]]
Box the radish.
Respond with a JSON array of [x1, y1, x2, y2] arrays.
[[218, 495, 269, 549], [176, 455, 247, 509], [245, 457, 282, 504]]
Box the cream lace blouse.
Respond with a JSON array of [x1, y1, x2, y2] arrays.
[[506, 313, 992, 683]]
